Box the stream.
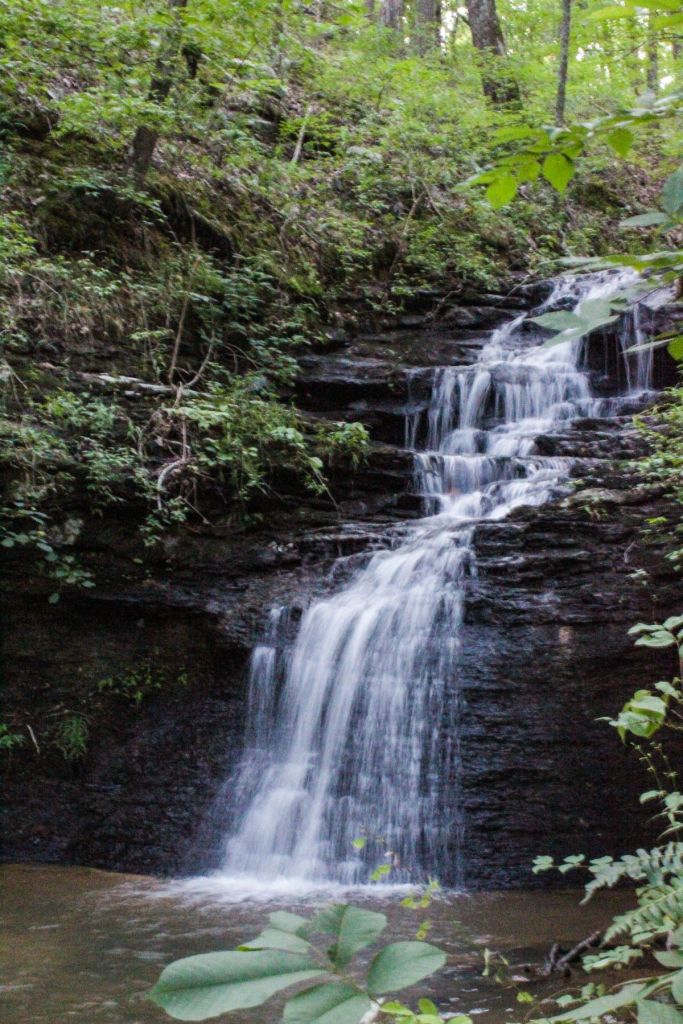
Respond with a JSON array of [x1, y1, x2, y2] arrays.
[[0, 864, 634, 1024]]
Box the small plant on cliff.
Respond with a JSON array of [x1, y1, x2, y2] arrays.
[[0, 722, 24, 750], [52, 712, 90, 762], [150, 903, 461, 1024], [97, 660, 188, 709]]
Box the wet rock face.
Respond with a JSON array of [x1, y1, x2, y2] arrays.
[[1, 293, 681, 886], [457, 497, 680, 888]]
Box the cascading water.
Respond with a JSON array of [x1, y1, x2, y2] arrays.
[[218, 272, 654, 888]]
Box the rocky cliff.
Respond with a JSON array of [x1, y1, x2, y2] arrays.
[[1, 288, 681, 888]]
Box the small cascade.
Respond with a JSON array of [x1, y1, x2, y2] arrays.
[[218, 272, 654, 888]]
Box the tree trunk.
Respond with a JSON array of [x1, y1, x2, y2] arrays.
[[414, 0, 441, 54], [646, 18, 659, 93], [465, 0, 519, 104], [555, 0, 572, 124], [379, 0, 404, 30], [131, 0, 188, 183]]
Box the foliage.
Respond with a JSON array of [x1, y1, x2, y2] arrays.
[[1, 0, 677, 586], [150, 903, 455, 1024], [0, 722, 24, 750], [52, 712, 90, 761], [97, 660, 188, 708]]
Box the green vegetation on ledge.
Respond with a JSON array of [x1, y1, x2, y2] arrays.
[[0, 0, 680, 596]]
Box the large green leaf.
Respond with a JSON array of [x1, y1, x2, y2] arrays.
[[588, 6, 640, 21], [621, 211, 669, 228], [310, 905, 387, 967], [607, 127, 635, 157], [532, 311, 585, 331], [244, 927, 313, 955], [149, 950, 325, 1021], [638, 1000, 683, 1024], [283, 981, 372, 1024], [485, 173, 518, 209], [673, 971, 683, 1005], [546, 982, 647, 1021], [243, 911, 314, 954], [270, 911, 312, 934], [531, 305, 618, 346], [542, 152, 574, 193], [367, 941, 447, 996], [661, 166, 683, 217], [668, 336, 683, 362]]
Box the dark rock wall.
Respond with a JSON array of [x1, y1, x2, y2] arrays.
[[2, 293, 681, 887]]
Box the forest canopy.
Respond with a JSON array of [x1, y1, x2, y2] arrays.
[[0, 0, 681, 584]]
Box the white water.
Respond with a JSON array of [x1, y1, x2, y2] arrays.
[[216, 273, 653, 891]]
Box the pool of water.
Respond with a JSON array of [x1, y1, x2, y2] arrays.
[[0, 865, 633, 1024]]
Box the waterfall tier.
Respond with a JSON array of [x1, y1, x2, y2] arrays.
[[219, 273, 655, 887]]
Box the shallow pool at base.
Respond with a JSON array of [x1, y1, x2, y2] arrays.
[[0, 864, 635, 1024]]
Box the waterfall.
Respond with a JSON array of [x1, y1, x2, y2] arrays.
[[218, 272, 653, 888]]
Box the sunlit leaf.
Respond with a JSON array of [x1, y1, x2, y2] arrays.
[[607, 126, 635, 157], [367, 941, 446, 995], [149, 951, 325, 1021], [485, 173, 518, 209], [661, 166, 683, 217], [621, 211, 669, 228], [283, 982, 372, 1024], [542, 152, 574, 193], [310, 905, 386, 967]]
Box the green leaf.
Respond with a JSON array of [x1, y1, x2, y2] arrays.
[[149, 951, 325, 1021], [637, 999, 683, 1024], [641, 790, 665, 803], [531, 311, 584, 331], [514, 155, 542, 182], [244, 927, 313, 955], [269, 912, 311, 935], [668, 336, 683, 362], [542, 152, 574, 193], [351, 838, 366, 850], [635, 634, 676, 648], [634, 0, 683, 10], [310, 906, 387, 967], [621, 212, 669, 228], [655, 11, 683, 26], [673, 971, 683, 1005], [370, 864, 392, 881], [382, 1001, 413, 1014], [654, 951, 683, 968], [283, 982, 372, 1024], [547, 982, 646, 1021], [661, 166, 683, 216], [607, 127, 635, 157], [532, 855, 555, 873], [418, 999, 439, 1014], [485, 173, 518, 209], [367, 941, 447, 995], [579, 297, 616, 320], [588, 5, 639, 21], [493, 125, 542, 143]]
